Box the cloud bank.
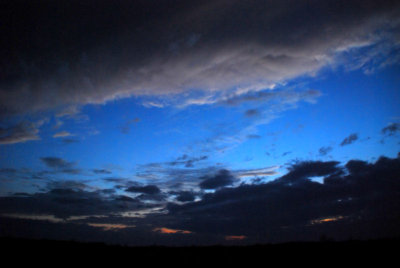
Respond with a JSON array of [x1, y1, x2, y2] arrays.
[[1, 0, 399, 116]]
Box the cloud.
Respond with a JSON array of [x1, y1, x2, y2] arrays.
[[199, 169, 237, 189], [234, 166, 279, 179], [120, 118, 140, 134], [340, 133, 359, 146], [382, 123, 400, 136], [169, 155, 208, 168], [40, 157, 81, 174], [53, 131, 73, 138], [0, 122, 40, 145], [1, 1, 399, 116], [174, 191, 196, 202], [61, 138, 79, 144], [40, 157, 75, 169], [0, 188, 146, 219], [125, 185, 161, 195], [166, 155, 400, 242], [0, 154, 400, 244], [92, 169, 112, 175], [244, 109, 260, 117], [319, 146, 333, 156]]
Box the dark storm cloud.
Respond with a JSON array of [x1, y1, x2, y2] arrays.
[[199, 169, 237, 189], [1, 0, 399, 116], [167, 155, 400, 242], [340, 133, 359, 146], [0, 122, 40, 145], [126, 185, 161, 195], [382, 123, 400, 136]]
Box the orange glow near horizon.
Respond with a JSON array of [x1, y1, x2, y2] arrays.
[[310, 216, 344, 225], [88, 223, 135, 231], [225, 235, 247, 241], [153, 227, 192, 234]]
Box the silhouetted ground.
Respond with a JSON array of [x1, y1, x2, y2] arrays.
[[1, 237, 398, 265]]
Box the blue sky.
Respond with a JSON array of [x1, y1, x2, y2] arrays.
[[0, 0, 400, 245]]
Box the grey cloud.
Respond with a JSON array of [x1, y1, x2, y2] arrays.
[[340, 133, 359, 146], [199, 169, 237, 189], [62, 138, 79, 144], [126, 185, 161, 195], [319, 146, 333, 156], [0, 122, 40, 145], [244, 109, 260, 117], [382, 123, 400, 136], [40, 157, 81, 175], [0, 188, 144, 219], [175, 191, 196, 202], [1, 1, 399, 116], [40, 157, 75, 170], [92, 169, 112, 175], [166, 155, 400, 242]]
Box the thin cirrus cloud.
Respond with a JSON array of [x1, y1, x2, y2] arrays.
[[52, 131, 73, 138], [1, 1, 399, 117]]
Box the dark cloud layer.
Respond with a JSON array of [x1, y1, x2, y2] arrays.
[[1, 0, 399, 116], [0, 154, 399, 244], [199, 169, 237, 189], [167, 155, 400, 242], [126, 185, 161, 195]]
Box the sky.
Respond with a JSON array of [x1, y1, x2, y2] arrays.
[[0, 0, 400, 246]]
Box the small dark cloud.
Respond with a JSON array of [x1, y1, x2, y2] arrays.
[[126, 185, 161, 195], [199, 169, 237, 189], [169, 155, 208, 168], [224, 90, 321, 106], [319, 146, 333, 156], [175, 191, 196, 202], [382, 123, 400, 136], [120, 118, 140, 134], [247, 134, 262, 139], [40, 157, 81, 175], [93, 169, 112, 175], [40, 157, 75, 169], [282, 160, 341, 183], [62, 138, 79, 144], [282, 151, 292, 157], [340, 133, 358, 146], [244, 109, 260, 117], [115, 195, 137, 202]]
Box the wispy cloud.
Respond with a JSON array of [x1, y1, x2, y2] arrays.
[[0, 122, 40, 145], [340, 133, 359, 146], [53, 131, 73, 138]]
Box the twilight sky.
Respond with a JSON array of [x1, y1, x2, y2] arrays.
[[1, 0, 400, 245]]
